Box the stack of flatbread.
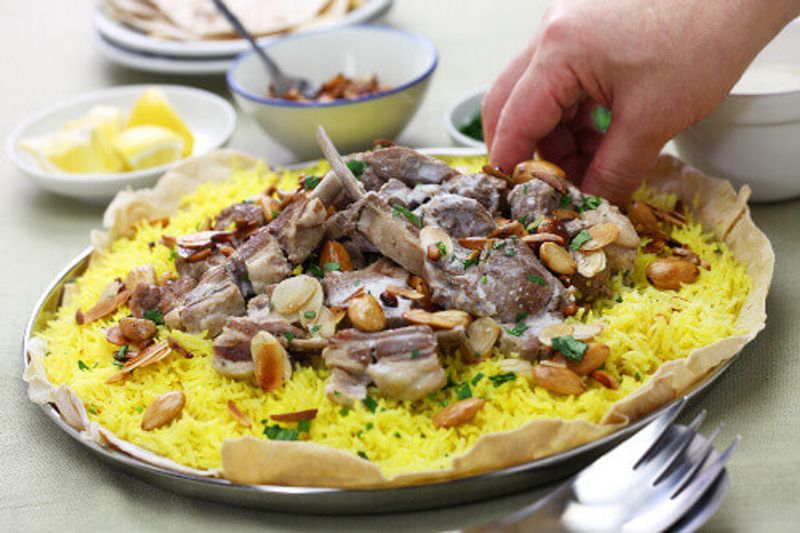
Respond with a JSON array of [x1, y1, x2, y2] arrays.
[[102, 0, 363, 41]]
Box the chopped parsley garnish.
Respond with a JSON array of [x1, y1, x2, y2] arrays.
[[284, 331, 296, 342], [410, 349, 420, 359], [263, 424, 299, 441], [560, 194, 572, 209], [456, 382, 472, 400], [310, 325, 321, 333], [394, 431, 402, 439], [492, 241, 507, 250], [635, 372, 642, 381], [463, 256, 480, 269], [444, 375, 457, 389], [303, 310, 316, 319], [526, 215, 545, 232], [339, 406, 350, 417], [471, 373, 485, 386], [77, 360, 90, 371], [306, 263, 324, 278], [363, 395, 378, 413], [135, 405, 144, 414], [518, 214, 528, 226], [323, 261, 341, 272], [582, 195, 603, 211], [392, 203, 422, 228], [526, 274, 544, 285], [457, 109, 484, 141], [347, 159, 367, 178], [489, 372, 517, 387], [592, 106, 612, 133], [143, 308, 164, 325], [515, 312, 528, 322], [522, 184, 529, 194], [113, 344, 130, 363], [357, 451, 369, 460], [570, 229, 593, 251], [297, 419, 312, 433], [435, 241, 448, 257], [551, 335, 588, 362], [504, 321, 527, 337], [480, 274, 488, 284], [302, 175, 320, 191], [615, 295, 623, 303], [168, 249, 178, 261], [88, 406, 98, 415], [504, 247, 517, 257], [365, 422, 374, 431]]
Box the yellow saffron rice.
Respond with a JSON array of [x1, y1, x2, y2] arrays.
[[38, 156, 751, 478]]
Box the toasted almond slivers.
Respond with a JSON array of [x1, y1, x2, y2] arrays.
[[499, 358, 534, 380], [409, 275, 433, 311], [627, 201, 660, 234], [106, 339, 172, 384], [403, 309, 471, 330], [539, 242, 577, 275], [251, 331, 292, 392], [105, 325, 127, 346], [567, 342, 611, 376], [646, 258, 700, 290], [538, 323, 574, 346], [227, 400, 252, 427], [591, 369, 620, 390], [458, 237, 491, 251], [572, 322, 605, 340], [261, 194, 281, 222], [575, 249, 607, 278], [348, 294, 386, 332], [125, 265, 156, 293], [552, 208, 580, 221], [512, 160, 567, 191], [319, 240, 353, 272], [176, 230, 233, 250], [531, 365, 585, 396], [521, 233, 565, 246], [76, 288, 131, 325], [488, 220, 526, 238], [141, 391, 185, 431], [271, 409, 318, 423], [167, 337, 194, 359], [582, 223, 620, 251], [646, 202, 687, 226], [433, 398, 485, 428], [465, 317, 501, 362], [386, 284, 425, 300], [420, 226, 453, 258], [271, 275, 321, 315], [119, 317, 157, 343]]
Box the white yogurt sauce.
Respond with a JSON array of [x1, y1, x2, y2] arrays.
[[731, 62, 800, 95]]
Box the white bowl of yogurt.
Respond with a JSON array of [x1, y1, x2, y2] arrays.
[[674, 18, 800, 201]]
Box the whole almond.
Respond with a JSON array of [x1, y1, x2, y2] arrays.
[[141, 391, 185, 431], [646, 258, 700, 290], [119, 317, 157, 343], [319, 240, 353, 272], [403, 309, 471, 330], [582, 223, 621, 251], [348, 293, 386, 332], [567, 342, 611, 376], [532, 364, 585, 396], [539, 242, 577, 275], [433, 398, 485, 428], [251, 331, 293, 391]]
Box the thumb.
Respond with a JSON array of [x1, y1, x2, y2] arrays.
[[581, 117, 665, 205]]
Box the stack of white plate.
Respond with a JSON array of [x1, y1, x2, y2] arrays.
[[91, 0, 393, 76]]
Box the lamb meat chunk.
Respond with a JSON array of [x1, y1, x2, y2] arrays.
[[498, 313, 561, 360], [268, 194, 327, 264], [508, 179, 561, 224], [213, 202, 266, 230], [130, 283, 163, 318], [377, 178, 412, 207], [424, 239, 567, 323], [440, 173, 507, 216], [213, 316, 303, 365], [174, 264, 246, 336], [247, 293, 271, 315], [231, 227, 291, 294], [175, 251, 227, 281], [309, 170, 344, 206], [568, 202, 640, 278], [422, 193, 497, 238], [322, 258, 412, 326], [357, 147, 460, 191], [160, 276, 197, 315], [323, 325, 444, 404]]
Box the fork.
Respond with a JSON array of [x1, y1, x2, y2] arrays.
[[469, 398, 740, 532]]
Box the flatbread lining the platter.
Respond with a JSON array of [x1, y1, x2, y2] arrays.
[[24, 151, 773, 488]]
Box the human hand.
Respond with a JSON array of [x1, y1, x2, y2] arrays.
[[483, 0, 799, 204]]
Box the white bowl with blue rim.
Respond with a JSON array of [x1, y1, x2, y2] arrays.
[[445, 86, 487, 149], [227, 25, 437, 159]]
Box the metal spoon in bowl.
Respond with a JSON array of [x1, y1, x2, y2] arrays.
[[211, 0, 315, 98]]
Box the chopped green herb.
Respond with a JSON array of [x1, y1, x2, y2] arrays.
[[113, 344, 130, 363], [551, 335, 588, 362], [526, 274, 544, 285], [526, 215, 545, 232], [471, 373, 485, 386], [480, 274, 488, 284], [489, 372, 517, 387], [492, 240, 507, 250], [284, 331, 296, 342], [463, 256, 480, 269], [239, 273, 250, 284], [303, 310, 316, 319], [592, 106, 612, 133], [168, 249, 178, 261], [392, 203, 422, 228], [440, 400, 449, 407], [297, 419, 312, 433], [135, 405, 144, 414], [515, 312, 528, 322], [339, 406, 350, 417], [354, 280, 361, 287], [504, 247, 517, 257], [435, 241, 448, 257], [410, 349, 420, 360], [347, 159, 367, 178], [570, 229, 593, 250], [518, 214, 528, 227], [635, 372, 642, 380], [444, 375, 457, 389], [504, 321, 527, 337], [263, 424, 300, 441], [92, 362, 99, 369], [455, 382, 472, 400], [113, 360, 124, 368], [582, 195, 603, 211], [457, 110, 484, 141], [88, 406, 98, 415], [365, 422, 374, 431], [615, 295, 623, 303], [302, 175, 320, 191], [560, 194, 572, 209], [323, 261, 341, 272], [310, 325, 321, 333], [78, 360, 90, 371], [357, 451, 369, 460], [394, 431, 402, 439], [143, 308, 164, 325], [427, 392, 438, 401], [523, 184, 529, 194], [306, 263, 324, 278], [363, 395, 378, 413]]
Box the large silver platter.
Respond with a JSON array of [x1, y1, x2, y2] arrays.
[[22, 149, 745, 514]]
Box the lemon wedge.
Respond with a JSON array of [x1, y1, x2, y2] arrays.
[[126, 88, 193, 156], [111, 125, 185, 170], [19, 127, 124, 174]]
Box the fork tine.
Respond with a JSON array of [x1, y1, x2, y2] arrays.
[[657, 423, 723, 492], [643, 411, 707, 482], [672, 435, 741, 500]]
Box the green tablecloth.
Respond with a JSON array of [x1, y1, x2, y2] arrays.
[[1, 1, 798, 531]]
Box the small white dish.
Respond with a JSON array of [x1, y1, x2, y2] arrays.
[[445, 86, 487, 149], [92, 31, 232, 76], [227, 25, 437, 159], [93, 0, 393, 59], [673, 18, 800, 202], [7, 85, 236, 203]]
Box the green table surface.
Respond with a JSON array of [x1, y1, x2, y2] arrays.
[[1, 1, 798, 531]]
